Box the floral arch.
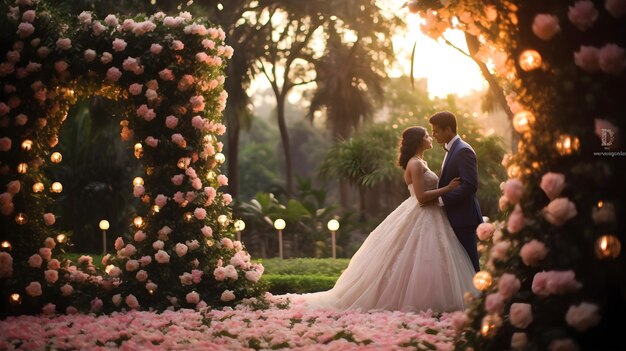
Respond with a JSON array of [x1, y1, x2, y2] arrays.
[[0, 0, 264, 314]]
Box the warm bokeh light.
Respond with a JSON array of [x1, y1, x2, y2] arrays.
[[217, 214, 228, 226], [50, 152, 62, 163], [473, 271, 493, 291], [234, 219, 246, 231], [183, 212, 194, 222], [99, 220, 110, 231], [327, 219, 340, 231], [518, 50, 542, 71], [32, 182, 44, 193], [56, 234, 67, 243], [21, 139, 33, 151], [1, 241, 11, 250], [105, 265, 115, 274], [133, 177, 144, 186], [133, 216, 144, 228], [51, 182, 63, 193], [512, 111, 535, 134], [134, 143, 144, 159], [17, 163, 28, 174], [555, 134, 580, 155], [9, 293, 21, 304], [206, 171, 216, 180], [595, 235, 621, 259], [274, 218, 286, 230], [15, 213, 27, 225], [481, 314, 501, 337], [152, 205, 161, 213], [215, 153, 226, 164]]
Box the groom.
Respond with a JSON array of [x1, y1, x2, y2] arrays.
[[429, 111, 482, 272]]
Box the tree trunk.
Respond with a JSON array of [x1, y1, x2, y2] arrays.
[[224, 103, 240, 199], [276, 96, 294, 195], [463, 32, 518, 153]]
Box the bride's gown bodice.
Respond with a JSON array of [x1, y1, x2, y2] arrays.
[[291, 163, 477, 312]]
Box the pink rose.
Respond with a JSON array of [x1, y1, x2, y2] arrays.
[[171, 40, 184, 51], [106, 67, 122, 82], [532, 14, 560, 41], [189, 95, 205, 112], [101, 52, 113, 64], [485, 293, 505, 313], [39, 247, 51, 260], [155, 250, 170, 263], [201, 226, 213, 237], [245, 270, 261, 283], [565, 302, 601, 332], [191, 178, 202, 190], [179, 272, 193, 285], [7, 180, 20, 194], [221, 289, 235, 302], [574, 46, 600, 73], [173, 191, 185, 204], [43, 213, 55, 226], [84, 49, 96, 62], [159, 68, 174, 81], [532, 270, 581, 296], [54, 61, 69, 74], [503, 179, 524, 204], [114, 237, 124, 250], [28, 254, 43, 268], [0, 137, 12, 151], [145, 89, 157, 100], [191, 269, 203, 283], [90, 297, 103, 313], [124, 244, 136, 256], [44, 269, 58, 283], [16, 114, 28, 125], [129, 83, 143, 95], [155, 194, 168, 207], [108, 266, 121, 277], [134, 230, 146, 242], [509, 303, 533, 328], [165, 115, 179, 129], [136, 270, 148, 282], [498, 273, 521, 299], [78, 11, 92, 25], [217, 175, 228, 186], [491, 240, 511, 260], [112, 38, 127, 52], [540, 172, 565, 200], [37, 46, 50, 58], [178, 75, 195, 91], [568, 0, 598, 31], [25, 281, 42, 297], [133, 185, 145, 197], [549, 339, 580, 351], [47, 259, 60, 270], [222, 193, 233, 205], [61, 284, 73, 296], [157, 226, 172, 240], [56, 38, 72, 50], [598, 43, 625, 75], [543, 198, 577, 226], [186, 291, 200, 304], [152, 240, 164, 250], [606, 0, 626, 18], [105, 14, 119, 27], [112, 294, 122, 306], [125, 294, 139, 309], [185, 167, 198, 179], [42, 303, 56, 315], [171, 133, 187, 148], [22, 10, 36, 23], [213, 267, 226, 281], [476, 222, 496, 241], [150, 43, 163, 54], [171, 174, 184, 186], [507, 204, 525, 234], [145, 136, 159, 148], [194, 207, 207, 220], [511, 333, 528, 349], [125, 259, 140, 271], [17, 22, 35, 38], [520, 240, 548, 266], [175, 243, 188, 257]]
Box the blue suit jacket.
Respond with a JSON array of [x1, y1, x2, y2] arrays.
[[438, 138, 483, 228]]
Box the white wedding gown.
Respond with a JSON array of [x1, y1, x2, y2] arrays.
[[289, 167, 477, 312]]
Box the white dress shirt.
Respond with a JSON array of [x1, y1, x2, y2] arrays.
[[441, 135, 460, 171]]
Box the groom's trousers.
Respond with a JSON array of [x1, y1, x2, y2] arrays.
[[452, 225, 480, 272]]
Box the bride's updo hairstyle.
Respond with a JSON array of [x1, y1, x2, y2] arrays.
[[398, 126, 426, 169]]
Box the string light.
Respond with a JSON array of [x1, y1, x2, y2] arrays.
[[234, 220, 246, 231], [518, 50, 542, 71], [32, 182, 44, 193], [134, 143, 144, 159], [481, 314, 501, 337], [217, 215, 228, 226], [595, 235, 621, 259], [214, 153, 225, 164], [9, 293, 21, 305], [15, 213, 27, 225], [512, 111, 535, 134], [206, 239, 214, 247], [56, 234, 67, 243], [555, 134, 580, 155], [50, 152, 62, 163], [133, 177, 144, 186], [133, 216, 144, 228], [473, 271, 493, 291], [17, 163, 28, 174], [151, 205, 160, 213], [507, 164, 521, 178], [51, 182, 63, 193], [207, 171, 216, 180], [21, 140, 33, 151], [1, 241, 11, 250], [183, 212, 193, 222]]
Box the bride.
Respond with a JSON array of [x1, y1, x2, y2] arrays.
[[289, 126, 477, 312]]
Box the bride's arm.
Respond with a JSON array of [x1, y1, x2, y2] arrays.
[[409, 160, 459, 204]]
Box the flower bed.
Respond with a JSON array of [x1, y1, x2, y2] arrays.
[[0, 297, 456, 350]]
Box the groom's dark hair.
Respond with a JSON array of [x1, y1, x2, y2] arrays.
[[429, 111, 457, 134]]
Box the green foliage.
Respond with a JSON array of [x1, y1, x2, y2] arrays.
[[257, 258, 349, 294], [262, 275, 338, 294]]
